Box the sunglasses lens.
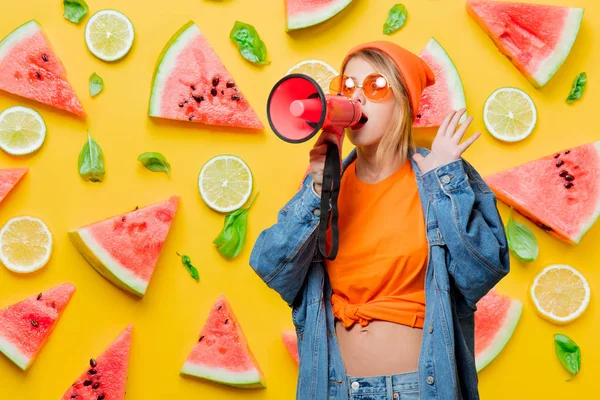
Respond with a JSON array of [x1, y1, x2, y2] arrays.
[[329, 75, 354, 97], [364, 74, 389, 101]]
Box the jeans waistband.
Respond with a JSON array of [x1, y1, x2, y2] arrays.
[[346, 370, 419, 397]]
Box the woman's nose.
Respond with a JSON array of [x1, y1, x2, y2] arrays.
[[351, 87, 366, 104]]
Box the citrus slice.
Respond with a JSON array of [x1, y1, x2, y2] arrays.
[[530, 264, 590, 325], [0, 106, 46, 155], [285, 59, 338, 93], [483, 87, 537, 142], [198, 155, 253, 213], [84, 9, 135, 62], [0, 216, 52, 273]]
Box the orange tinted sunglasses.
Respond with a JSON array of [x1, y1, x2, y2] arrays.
[[329, 73, 391, 101]]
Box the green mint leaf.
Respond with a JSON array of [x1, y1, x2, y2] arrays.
[[566, 72, 587, 104], [213, 191, 259, 259], [137, 152, 171, 176], [89, 72, 103, 97], [63, 0, 89, 24], [78, 132, 105, 182], [383, 4, 408, 35], [506, 207, 538, 262], [554, 334, 581, 380], [177, 252, 199, 281], [229, 21, 270, 66]]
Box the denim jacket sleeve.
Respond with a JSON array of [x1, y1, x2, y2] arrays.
[[421, 158, 510, 308], [249, 174, 321, 307]]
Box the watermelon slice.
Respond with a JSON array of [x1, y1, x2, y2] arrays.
[[0, 168, 27, 205], [181, 295, 266, 389], [475, 289, 522, 372], [285, 0, 353, 31], [0, 20, 85, 117], [282, 330, 299, 363], [148, 21, 263, 130], [414, 37, 467, 128], [486, 142, 600, 244], [466, 0, 584, 88], [0, 283, 75, 370], [68, 196, 179, 297], [60, 325, 132, 400]]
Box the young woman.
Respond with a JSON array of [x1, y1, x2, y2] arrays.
[[250, 41, 510, 400]]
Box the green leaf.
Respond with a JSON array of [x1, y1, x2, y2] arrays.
[[89, 73, 103, 97], [566, 72, 587, 104], [63, 0, 89, 24], [177, 252, 199, 281], [137, 152, 171, 176], [78, 132, 105, 183], [383, 4, 408, 35], [554, 334, 581, 380], [506, 207, 538, 262], [213, 190, 260, 259], [229, 21, 270, 66]]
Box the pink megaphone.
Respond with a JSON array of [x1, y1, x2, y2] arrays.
[[266, 74, 366, 260]]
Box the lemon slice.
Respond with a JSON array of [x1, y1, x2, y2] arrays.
[[85, 9, 135, 62], [286, 59, 338, 93], [198, 155, 253, 213], [0, 106, 46, 155], [0, 216, 52, 273], [483, 87, 537, 142], [530, 264, 590, 325]]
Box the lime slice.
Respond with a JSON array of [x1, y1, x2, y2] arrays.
[[0, 216, 52, 273], [0, 106, 46, 155], [199, 155, 253, 213], [286, 59, 338, 93], [483, 87, 537, 142], [85, 9, 134, 62]]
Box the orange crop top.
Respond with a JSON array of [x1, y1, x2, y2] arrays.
[[324, 157, 428, 329]]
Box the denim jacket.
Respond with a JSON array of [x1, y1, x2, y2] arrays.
[[250, 146, 510, 400]]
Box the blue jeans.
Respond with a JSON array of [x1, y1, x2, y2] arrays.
[[346, 370, 420, 400]]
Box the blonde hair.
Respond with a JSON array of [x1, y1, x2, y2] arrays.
[[341, 49, 415, 168]]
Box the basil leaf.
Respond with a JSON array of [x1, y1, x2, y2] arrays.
[[138, 152, 171, 176], [213, 191, 259, 259], [78, 132, 105, 182], [566, 72, 587, 104], [177, 252, 199, 281], [506, 207, 538, 262], [383, 4, 408, 35], [63, 0, 89, 24], [89, 73, 103, 97], [229, 21, 270, 66], [554, 334, 581, 381]]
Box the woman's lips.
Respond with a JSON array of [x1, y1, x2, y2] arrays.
[[352, 113, 369, 130]]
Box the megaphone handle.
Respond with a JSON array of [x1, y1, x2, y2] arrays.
[[317, 141, 341, 260]]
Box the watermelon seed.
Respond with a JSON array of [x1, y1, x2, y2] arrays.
[[42, 54, 48, 62], [71, 395, 78, 399], [88, 369, 97, 375], [565, 150, 571, 154], [211, 88, 218, 96], [226, 81, 235, 88], [190, 85, 196, 90], [231, 95, 240, 101], [35, 72, 42, 80], [199, 335, 205, 342], [83, 380, 93, 386], [554, 153, 560, 158], [31, 319, 38, 327], [122, 216, 126, 222], [178, 103, 184, 107], [565, 183, 574, 189], [225, 319, 229, 324], [189, 116, 194, 121], [51, 302, 55, 308], [90, 358, 97, 368], [212, 76, 220, 86], [37, 293, 42, 300], [565, 175, 575, 181], [234, 88, 239, 92], [93, 383, 100, 389], [559, 171, 568, 178], [417, 114, 422, 119], [221, 90, 224, 95], [192, 95, 203, 103], [540, 224, 553, 232], [556, 160, 564, 167], [218, 305, 222, 310], [98, 395, 105, 400]]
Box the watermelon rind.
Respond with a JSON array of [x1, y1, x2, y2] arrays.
[[571, 141, 600, 244], [180, 363, 265, 389], [286, 0, 353, 31], [148, 21, 197, 117], [68, 229, 148, 297], [0, 20, 39, 63], [476, 299, 522, 372], [531, 8, 584, 88], [415, 37, 467, 127], [0, 336, 30, 370]]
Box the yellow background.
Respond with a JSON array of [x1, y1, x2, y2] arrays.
[[0, 0, 598, 398]]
